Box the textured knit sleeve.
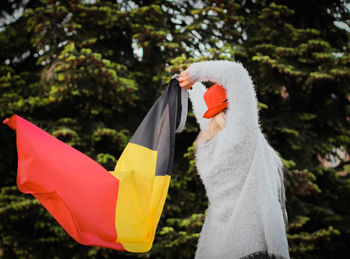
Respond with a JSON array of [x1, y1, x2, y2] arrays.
[[188, 82, 209, 131], [188, 60, 259, 138]]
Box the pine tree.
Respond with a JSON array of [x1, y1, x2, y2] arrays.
[[1, 0, 349, 258]]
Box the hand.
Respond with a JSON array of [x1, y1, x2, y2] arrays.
[[178, 67, 195, 90]]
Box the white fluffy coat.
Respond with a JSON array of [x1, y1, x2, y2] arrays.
[[187, 61, 290, 259]]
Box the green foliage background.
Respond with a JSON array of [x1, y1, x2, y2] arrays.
[[0, 0, 349, 258]]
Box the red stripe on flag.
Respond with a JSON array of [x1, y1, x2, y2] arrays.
[[5, 115, 125, 250]]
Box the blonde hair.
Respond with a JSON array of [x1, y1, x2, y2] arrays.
[[195, 110, 227, 149]]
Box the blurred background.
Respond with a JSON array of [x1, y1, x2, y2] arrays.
[[0, 0, 349, 258]]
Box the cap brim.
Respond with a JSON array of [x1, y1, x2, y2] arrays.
[[203, 102, 228, 119]]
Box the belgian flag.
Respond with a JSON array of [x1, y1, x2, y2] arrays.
[[3, 77, 188, 252]]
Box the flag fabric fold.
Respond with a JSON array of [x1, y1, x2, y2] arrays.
[[4, 78, 188, 252]]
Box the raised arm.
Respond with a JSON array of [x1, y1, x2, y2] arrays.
[[187, 60, 259, 137], [188, 82, 210, 131]]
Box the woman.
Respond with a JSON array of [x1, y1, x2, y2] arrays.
[[178, 60, 290, 259]]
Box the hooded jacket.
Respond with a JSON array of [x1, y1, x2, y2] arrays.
[[187, 60, 289, 259]]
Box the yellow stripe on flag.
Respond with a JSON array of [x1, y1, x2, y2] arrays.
[[110, 143, 171, 252]]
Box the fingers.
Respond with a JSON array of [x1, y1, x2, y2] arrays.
[[178, 69, 194, 89], [180, 81, 193, 89], [180, 70, 188, 77], [178, 76, 190, 84], [179, 78, 193, 89], [179, 71, 189, 82]]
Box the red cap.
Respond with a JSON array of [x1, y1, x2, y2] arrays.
[[203, 83, 228, 119]]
